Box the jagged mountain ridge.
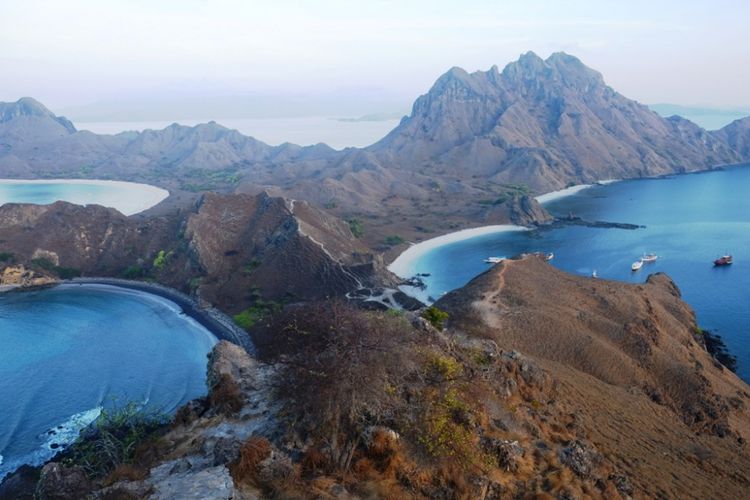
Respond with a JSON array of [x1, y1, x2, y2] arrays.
[[370, 51, 745, 191], [1, 53, 749, 235]]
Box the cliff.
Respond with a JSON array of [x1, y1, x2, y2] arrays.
[[7, 258, 749, 499]]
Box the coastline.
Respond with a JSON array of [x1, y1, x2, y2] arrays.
[[67, 278, 255, 354], [534, 179, 620, 205], [388, 225, 529, 278], [0, 178, 169, 216]]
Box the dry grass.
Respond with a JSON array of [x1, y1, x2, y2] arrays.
[[208, 373, 243, 416], [231, 436, 272, 485]]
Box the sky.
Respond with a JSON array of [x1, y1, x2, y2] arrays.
[[1, 0, 748, 121]]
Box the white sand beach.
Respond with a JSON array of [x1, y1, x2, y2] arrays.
[[388, 225, 529, 278], [535, 179, 620, 205]]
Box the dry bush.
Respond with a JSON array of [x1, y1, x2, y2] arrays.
[[208, 373, 243, 416], [102, 464, 148, 486], [301, 446, 329, 475], [255, 300, 416, 471], [231, 436, 272, 485]]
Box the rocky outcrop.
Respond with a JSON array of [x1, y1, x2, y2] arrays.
[[0, 265, 56, 288], [0, 193, 385, 310], [185, 192, 374, 307]]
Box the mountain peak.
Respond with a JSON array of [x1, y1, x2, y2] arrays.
[[0, 97, 76, 133]]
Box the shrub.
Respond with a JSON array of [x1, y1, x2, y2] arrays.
[[256, 301, 414, 471], [231, 436, 272, 485], [418, 388, 474, 463], [233, 300, 281, 330], [152, 250, 171, 270], [422, 306, 449, 330], [384, 235, 405, 246], [63, 402, 168, 479], [425, 354, 463, 382], [208, 373, 244, 416], [0, 251, 14, 262], [348, 218, 364, 238], [121, 265, 145, 279]]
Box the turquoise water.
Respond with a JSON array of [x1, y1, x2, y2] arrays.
[[0, 284, 217, 479], [0, 180, 168, 216], [402, 165, 750, 380]]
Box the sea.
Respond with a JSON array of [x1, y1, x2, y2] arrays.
[[0, 284, 217, 480], [0, 180, 168, 216], [394, 165, 750, 381]]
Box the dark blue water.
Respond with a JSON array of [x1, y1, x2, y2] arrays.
[[402, 166, 750, 381], [0, 284, 217, 479]]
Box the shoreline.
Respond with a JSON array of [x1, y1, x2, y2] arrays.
[[388, 225, 529, 278], [534, 179, 620, 205], [0, 178, 169, 216], [66, 278, 255, 354]]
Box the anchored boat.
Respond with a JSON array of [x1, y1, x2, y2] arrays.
[[484, 257, 504, 264], [631, 259, 643, 271], [714, 255, 733, 266], [642, 253, 658, 262]]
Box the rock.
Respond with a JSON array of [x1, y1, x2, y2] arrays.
[[148, 459, 237, 500], [35, 463, 92, 500], [207, 340, 256, 390], [212, 436, 243, 466], [255, 448, 294, 485], [31, 248, 59, 266], [481, 438, 525, 472], [558, 440, 599, 478], [609, 472, 634, 496]]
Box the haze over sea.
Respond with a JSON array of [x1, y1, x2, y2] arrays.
[[398, 165, 750, 381]]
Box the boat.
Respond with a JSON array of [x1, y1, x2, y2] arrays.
[[714, 255, 733, 266], [545, 252, 554, 261], [631, 259, 643, 271], [642, 253, 658, 262], [484, 257, 504, 264], [591, 270, 598, 278]]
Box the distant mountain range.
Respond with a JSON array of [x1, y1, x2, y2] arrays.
[[2, 52, 749, 235], [649, 103, 750, 130]]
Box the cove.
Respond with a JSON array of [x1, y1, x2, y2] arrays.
[[0, 179, 169, 216], [391, 165, 750, 381], [0, 284, 217, 479]]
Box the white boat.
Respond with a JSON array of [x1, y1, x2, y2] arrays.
[[484, 257, 504, 264], [545, 252, 554, 261], [591, 270, 598, 278], [642, 253, 658, 262], [631, 259, 643, 271]]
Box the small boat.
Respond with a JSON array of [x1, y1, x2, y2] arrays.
[[484, 257, 504, 264], [642, 253, 658, 262], [714, 255, 733, 266], [545, 252, 554, 261], [631, 259, 643, 271], [591, 270, 598, 278]]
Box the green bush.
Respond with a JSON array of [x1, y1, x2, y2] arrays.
[[384, 235, 405, 246], [348, 218, 364, 238], [422, 306, 449, 329], [233, 300, 282, 330], [63, 402, 168, 479], [121, 265, 145, 279], [0, 251, 14, 262]]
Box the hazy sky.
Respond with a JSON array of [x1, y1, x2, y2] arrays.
[[1, 0, 748, 119]]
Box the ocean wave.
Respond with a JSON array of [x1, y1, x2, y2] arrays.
[[0, 406, 101, 481]]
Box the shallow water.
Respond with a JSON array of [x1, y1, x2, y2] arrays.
[[0, 284, 217, 479], [398, 165, 750, 381], [0, 180, 168, 216]]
